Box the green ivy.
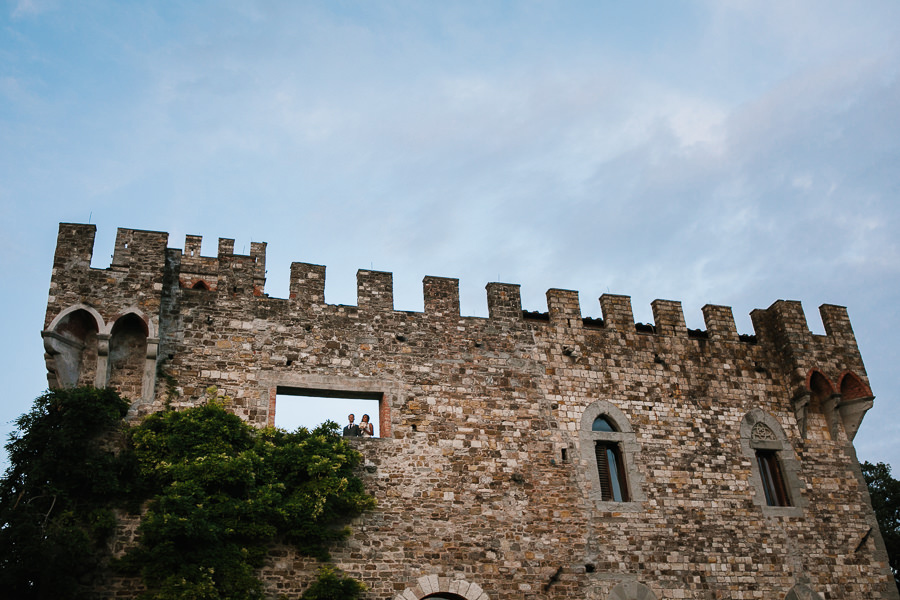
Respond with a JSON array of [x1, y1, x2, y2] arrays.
[[1, 387, 375, 600], [0, 387, 135, 599], [299, 565, 366, 600]]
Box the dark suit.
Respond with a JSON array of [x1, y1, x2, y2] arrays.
[[342, 423, 360, 437]]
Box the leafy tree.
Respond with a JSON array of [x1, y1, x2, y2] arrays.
[[1, 387, 374, 600], [300, 565, 366, 600], [862, 461, 900, 591], [121, 387, 375, 600], [0, 387, 135, 600]]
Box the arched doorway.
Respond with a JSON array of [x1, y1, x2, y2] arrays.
[[394, 576, 488, 600]]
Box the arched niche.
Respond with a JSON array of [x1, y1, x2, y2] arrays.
[[806, 369, 836, 440], [108, 313, 149, 400], [793, 369, 842, 441], [42, 306, 102, 388], [837, 371, 874, 441]]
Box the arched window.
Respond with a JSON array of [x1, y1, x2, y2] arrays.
[[592, 416, 617, 432], [591, 416, 627, 501], [740, 409, 805, 516], [580, 400, 645, 507]]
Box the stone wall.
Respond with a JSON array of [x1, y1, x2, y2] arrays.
[[43, 224, 897, 600]]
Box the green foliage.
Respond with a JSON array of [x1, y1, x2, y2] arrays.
[[862, 461, 900, 591], [300, 566, 366, 600], [122, 387, 375, 600], [0, 387, 134, 600], [1, 386, 375, 600]]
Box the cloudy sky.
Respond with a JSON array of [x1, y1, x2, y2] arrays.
[[1, 1, 898, 470]]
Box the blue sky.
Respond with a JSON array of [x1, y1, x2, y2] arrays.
[[2, 1, 898, 470]]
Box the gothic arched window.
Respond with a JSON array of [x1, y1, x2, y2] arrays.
[[740, 409, 805, 516], [580, 400, 645, 507]]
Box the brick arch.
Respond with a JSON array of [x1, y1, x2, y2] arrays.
[[835, 371, 874, 441], [393, 576, 489, 600], [839, 371, 872, 400], [806, 368, 835, 399]]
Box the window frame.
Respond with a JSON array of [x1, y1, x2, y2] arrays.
[[260, 373, 396, 437], [740, 409, 805, 517], [580, 400, 645, 509], [595, 441, 629, 502], [755, 449, 790, 507]]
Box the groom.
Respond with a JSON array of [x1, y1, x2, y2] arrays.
[[342, 413, 360, 437]]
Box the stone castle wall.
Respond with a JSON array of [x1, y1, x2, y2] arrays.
[[42, 223, 897, 600]]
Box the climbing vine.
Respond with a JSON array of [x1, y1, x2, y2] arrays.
[[0, 387, 137, 599], [0, 387, 374, 600]]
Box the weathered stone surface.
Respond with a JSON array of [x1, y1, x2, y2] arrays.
[[43, 224, 897, 600]]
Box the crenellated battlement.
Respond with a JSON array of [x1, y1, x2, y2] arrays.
[[179, 234, 267, 294], [47, 224, 861, 346]]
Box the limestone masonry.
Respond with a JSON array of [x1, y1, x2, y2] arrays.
[[42, 223, 897, 600]]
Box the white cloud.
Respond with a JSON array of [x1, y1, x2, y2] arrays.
[[10, 0, 54, 19], [2, 0, 899, 468]]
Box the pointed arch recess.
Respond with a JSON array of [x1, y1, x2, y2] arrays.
[[47, 303, 106, 333], [107, 307, 155, 338], [43, 305, 103, 388], [806, 368, 835, 396], [839, 371, 872, 400], [836, 371, 874, 441], [108, 313, 150, 401], [804, 369, 836, 440]]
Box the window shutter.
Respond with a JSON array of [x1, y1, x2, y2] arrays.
[[756, 450, 791, 507], [595, 442, 613, 501]]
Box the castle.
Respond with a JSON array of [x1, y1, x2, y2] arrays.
[[42, 223, 897, 600]]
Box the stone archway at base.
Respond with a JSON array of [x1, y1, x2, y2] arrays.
[[785, 584, 824, 600], [608, 581, 657, 600], [393, 575, 489, 600]]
